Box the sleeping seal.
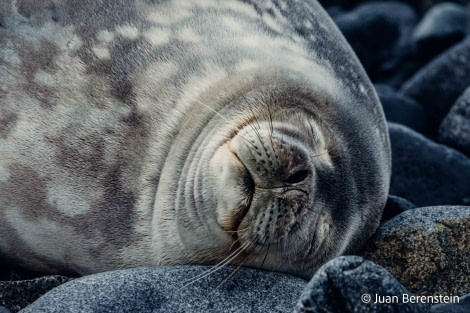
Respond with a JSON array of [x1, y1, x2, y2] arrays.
[[0, 0, 391, 279]]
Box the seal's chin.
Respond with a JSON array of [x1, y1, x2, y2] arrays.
[[209, 142, 254, 233]]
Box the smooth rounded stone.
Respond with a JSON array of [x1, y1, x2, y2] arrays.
[[363, 206, 470, 297], [381, 195, 417, 222], [431, 293, 470, 312], [0, 275, 73, 313], [375, 84, 428, 133], [320, 0, 469, 13], [388, 122, 470, 206], [0, 306, 12, 313], [332, 2, 417, 78], [20, 266, 306, 313], [400, 38, 470, 136], [439, 86, 470, 157], [412, 3, 470, 60], [294, 256, 428, 313]]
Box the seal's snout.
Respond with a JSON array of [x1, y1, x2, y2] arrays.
[[209, 119, 318, 236], [229, 121, 314, 191], [224, 120, 320, 244]]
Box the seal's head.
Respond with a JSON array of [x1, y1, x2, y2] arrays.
[[169, 72, 390, 279]]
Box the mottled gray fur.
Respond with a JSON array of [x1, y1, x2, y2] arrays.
[[0, 0, 390, 277]]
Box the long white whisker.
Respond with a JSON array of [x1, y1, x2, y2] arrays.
[[177, 242, 249, 291], [208, 261, 245, 295], [195, 99, 229, 122], [194, 98, 259, 150]]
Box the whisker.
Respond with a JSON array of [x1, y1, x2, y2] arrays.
[[177, 242, 250, 291], [264, 99, 276, 150], [259, 243, 271, 271], [262, 92, 281, 161], [194, 99, 229, 122], [194, 98, 258, 150], [312, 150, 328, 158], [237, 92, 266, 148], [224, 224, 253, 234], [241, 94, 262, 130], [228, 238, 241, 252], [207, 261, 245, 295]]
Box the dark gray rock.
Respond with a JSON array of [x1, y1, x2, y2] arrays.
[[0, 306, 12, 313], [20, 266, 306, 313], [294, 256, 428, 313], [412, 3, 470, 60], [401, 39, 470, 136], [332, 2, 417, 79], [0, 264, 51, 282], [318, 0, 359, 10], [381, 195, 417, 222], [375, 84, 428, 133], [439, 86, 470, 157], [0, 275, 73, 313], [319, 0, 470, 14], [363, 206, 470, 297], [388, 122, 470, 206], [431, 293, 470, 312]]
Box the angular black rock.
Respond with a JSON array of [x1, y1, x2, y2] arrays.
[[389, 122, 470, 206], [375, 84, 428, 133], [294, 256, 428, 313], [19, 266, 306, 313], [401, 39, 470, 136], [439, 87, 470, 157], [412, 3, 470, 61]]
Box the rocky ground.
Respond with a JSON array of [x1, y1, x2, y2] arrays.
[[1, 0, 470, 312]]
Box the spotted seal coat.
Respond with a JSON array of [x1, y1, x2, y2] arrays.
[[0, 0, 391, 278]]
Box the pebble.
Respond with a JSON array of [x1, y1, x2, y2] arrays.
[[401, 38, 470, 136], [294, 256, 428, 313], [332, 2, 417, 80], [375, 84, 428, 133], [363, 206, 470, 297], [19, 266, 306, 313], [412, 3, 470, 61], [381, 195, 417, 222], [439, 86, 470, 157], [0, 275, 73, 313], [431, 293, 470, 312], [388, 122, 470, 206]]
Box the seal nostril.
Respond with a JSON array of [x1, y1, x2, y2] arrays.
[[286, 170, 309, 184]]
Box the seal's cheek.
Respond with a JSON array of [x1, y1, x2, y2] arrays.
[[208, 143, 252, 232]]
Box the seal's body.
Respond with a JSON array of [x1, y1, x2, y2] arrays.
[[0, 0, 390, 278]]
